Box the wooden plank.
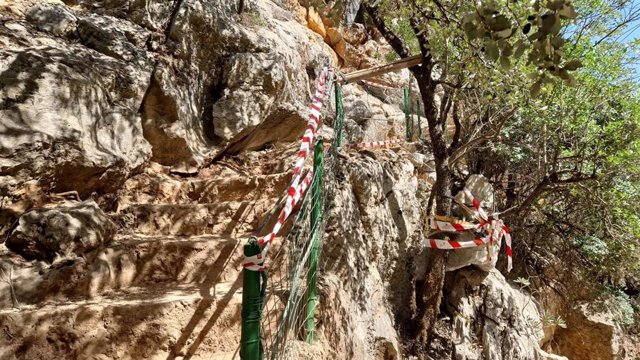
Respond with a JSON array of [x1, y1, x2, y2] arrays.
[[340, 55, 423, 84]]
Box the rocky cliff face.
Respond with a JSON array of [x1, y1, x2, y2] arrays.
[[0, 0, 333, 219], [0, 1, 637, 360]]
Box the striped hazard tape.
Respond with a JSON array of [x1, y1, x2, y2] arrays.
[[345, 138, 404, 150], [425, 189, 513, 272], [243, 67, 334, 271], [242, 171, 313, 271]]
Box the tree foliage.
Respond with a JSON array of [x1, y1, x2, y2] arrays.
[[361, 0, 640, 340], [318, 0, 640, 343]]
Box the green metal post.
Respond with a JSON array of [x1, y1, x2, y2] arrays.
[[403, 87, 410, 141], [417, 100, 422, 140], [240, 238, 264, 360], [410, 102, 415, 142], [306, 140, 323, 343]]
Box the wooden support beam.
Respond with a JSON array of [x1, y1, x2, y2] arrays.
[[340, 55, 423, 84]]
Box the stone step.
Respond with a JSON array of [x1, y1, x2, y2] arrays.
[[1, 232, 294, 309], [0, 282, 251, 360], [119, 172, 291, 205], [188, 173, 290, 203], [101, 234, 246, 287], [0, 235, 258, 308], [115, 200, 278, 236]]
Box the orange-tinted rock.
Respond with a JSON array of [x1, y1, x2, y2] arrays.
[[307, 7, 326, 38], [324, 26, 342, 46], [342, 23, 368, 45], [334, 38, 347, 60]]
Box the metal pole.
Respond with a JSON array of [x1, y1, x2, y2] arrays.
[[240, 238, 264, 360], [410, 101, 415, 142], [306, 140, 323, 343], [403, 88, 410, 141], [417, 100, 422, 140]]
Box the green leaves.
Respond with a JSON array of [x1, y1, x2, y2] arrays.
[[486, 40, 500, 61], [558, 3, 577, 19], [513, 39, 527, 59], [530, 80, 542, 97], [563, 59, 583, 71], [458, 0, 580, 89]]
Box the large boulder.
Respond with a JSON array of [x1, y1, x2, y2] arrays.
[[446, 175, 502, 272], [25, 2, 78, 36], [6, 200, 116, 262], [342, 23, 368, 45], [211, 52, 305, 142], [318, 151, 422, 359], [0, 3, 153, 198], [139, 0, 335, 163], [2, 0, 337, 201], [552, 302, 632, 360], [444, 268, 563, 360], [307, 6, 326, 38]]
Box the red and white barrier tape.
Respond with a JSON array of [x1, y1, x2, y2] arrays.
[[425, 189, 513, 272], [345, 138, 404, 150], [292, 68, 334, 180], [243, 171, 313, 271], [243, 67, 334, 272]]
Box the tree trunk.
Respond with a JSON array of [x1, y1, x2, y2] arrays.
[[412, 70, 453, 349], [364, 1, 454, 353]]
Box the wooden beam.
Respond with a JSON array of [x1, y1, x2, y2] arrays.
[[340, 55, 423, 84]]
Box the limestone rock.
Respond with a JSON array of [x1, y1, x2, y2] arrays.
[[0, 16, 153, 197], [319, 151, 420, 359], [409, 152, 430, 171], [144, 0, 333, 162], [67, 0, 176, 31], [76, 12, 152, 66], [212, 52, 305, 141], [444, 268, 550, 360], [341, 85, 406, 143], [307, 6, 326, 38], [317, 125, 335, 142], [292, 5, 306, 23], [343, 42, 367, 69], [25, 2, 77, 36], [554, 303, 627, 360], [446, 174, 500, 272], [334, 38, 347, 60], [342, 23, 367, 45], [324, 27, 348, 60], [343, 0, 363, 25], [325, 26, 343, 46], [347, 99, 374, 125], [6, 201, 116, 262]]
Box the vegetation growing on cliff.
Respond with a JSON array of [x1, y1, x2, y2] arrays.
[[313, 0, 640, 349]]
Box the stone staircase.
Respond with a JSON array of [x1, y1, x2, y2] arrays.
[[0, 152, 295, 360]]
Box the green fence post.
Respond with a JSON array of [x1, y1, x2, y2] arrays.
[[306, 140, 323, 343], [403, 87, 410, 141], [417, 100, 422, 140], [410, 101, 415, 142], [241, 238, 264, 360]]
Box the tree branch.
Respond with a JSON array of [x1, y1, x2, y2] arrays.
[[448, 107, 516, 165], [364, 1, 412, 59], [449, 100, 462, 151]]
